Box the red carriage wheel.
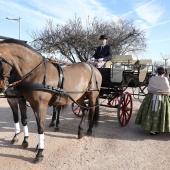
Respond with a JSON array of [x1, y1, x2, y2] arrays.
[[108, 97, 120, 106], [72, 103, 82, 117], [108, 87, 126, 106], [117, 92, 133, 126]]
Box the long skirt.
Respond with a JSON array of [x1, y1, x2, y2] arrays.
[[135, 93, 170, 132]]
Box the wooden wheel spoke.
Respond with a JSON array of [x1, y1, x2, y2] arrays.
[[122, 112, 126, 124], [126, 99, 130, 106], [124, 112, 128, 123], [125, 110, 131, 120], [125, 111, 130, 116], [72, 103, 83, 117], [120, 112, 123, 118], [125, 95, 129, 104], [121, 112, 124, 123], [73, 105, 79, 111], [108, 97, 120, 106]]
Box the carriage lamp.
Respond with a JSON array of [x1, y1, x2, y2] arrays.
[[6, 16, 21, 40]]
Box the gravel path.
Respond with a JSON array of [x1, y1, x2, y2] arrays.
[[0, 95, 170, 170]]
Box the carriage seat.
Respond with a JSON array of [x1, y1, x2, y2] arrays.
[[105, 55, 133, 69], [110, 55, 133, 63]]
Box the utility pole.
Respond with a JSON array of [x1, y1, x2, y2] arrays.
[[6, 16, 21, 40]]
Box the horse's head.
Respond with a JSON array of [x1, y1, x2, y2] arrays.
[[0, 55, 13, 93]]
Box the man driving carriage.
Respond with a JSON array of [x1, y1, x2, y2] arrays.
[[88, 34, 112, 68]]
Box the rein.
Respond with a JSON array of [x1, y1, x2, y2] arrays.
[[8, 57, 46, 87], [0, 56, 13, 68]]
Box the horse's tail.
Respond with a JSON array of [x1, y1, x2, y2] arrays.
[[88, 97, 100, 126], [54, 105, 68, 114]]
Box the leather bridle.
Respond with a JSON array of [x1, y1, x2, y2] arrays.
[[0, 56, 13, 88]]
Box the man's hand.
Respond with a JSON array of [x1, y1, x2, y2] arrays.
[[98, 58, 104, 62], [89, 57, 95, 61]]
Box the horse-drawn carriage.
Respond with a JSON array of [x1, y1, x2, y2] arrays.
[[72, 55, 153, 126], [0, 39, 154, 163]]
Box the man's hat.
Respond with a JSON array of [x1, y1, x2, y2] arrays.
[[99, 35, 108, 40]]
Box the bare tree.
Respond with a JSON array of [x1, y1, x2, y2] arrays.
[[153, 60, 164, 67], [31, 17, 147, 63], [161, 53, 170, 68]]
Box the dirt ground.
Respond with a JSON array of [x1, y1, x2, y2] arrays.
[[0, 92, 170, 170]]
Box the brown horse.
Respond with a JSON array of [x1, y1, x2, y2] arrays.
[[0, 39, 102, 163]]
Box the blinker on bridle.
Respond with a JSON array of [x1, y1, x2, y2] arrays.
[[0, 55, 13, 81]]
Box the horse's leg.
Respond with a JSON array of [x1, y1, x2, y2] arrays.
[[77, 97, 88, 139], [32, 103, 47, 164], [87, 96, 99, 136], [54, 105, 61, 132], [7, 98, 20, 144], [78, 106, 88, 139], [18, 98, 29, 149], [49, 106, 56, 127]]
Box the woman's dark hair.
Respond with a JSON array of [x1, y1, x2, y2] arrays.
[[157, 67, 165, 75]]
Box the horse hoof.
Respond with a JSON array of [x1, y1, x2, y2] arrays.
[[54, 127, 59, 132], [11, 138, 19, 144], [78, 133, 84, 139], [34, 155, 44, 164], [49, 122, 55, 127], [87, 130, 92, 136], [21, 142, 28, 149]]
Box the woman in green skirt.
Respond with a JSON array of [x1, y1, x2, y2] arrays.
[[135, 67, 170, 135]]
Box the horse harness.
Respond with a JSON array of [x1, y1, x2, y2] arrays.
[[0, 56, 99, 106]]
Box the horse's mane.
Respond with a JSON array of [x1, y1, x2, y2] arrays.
[[0, 38, 42, 56], [0, 39, 71, 65]]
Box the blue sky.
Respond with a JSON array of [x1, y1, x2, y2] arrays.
[[0, 0, 170, 62]]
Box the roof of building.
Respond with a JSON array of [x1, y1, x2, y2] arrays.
[[0, 35, 27, 43]]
